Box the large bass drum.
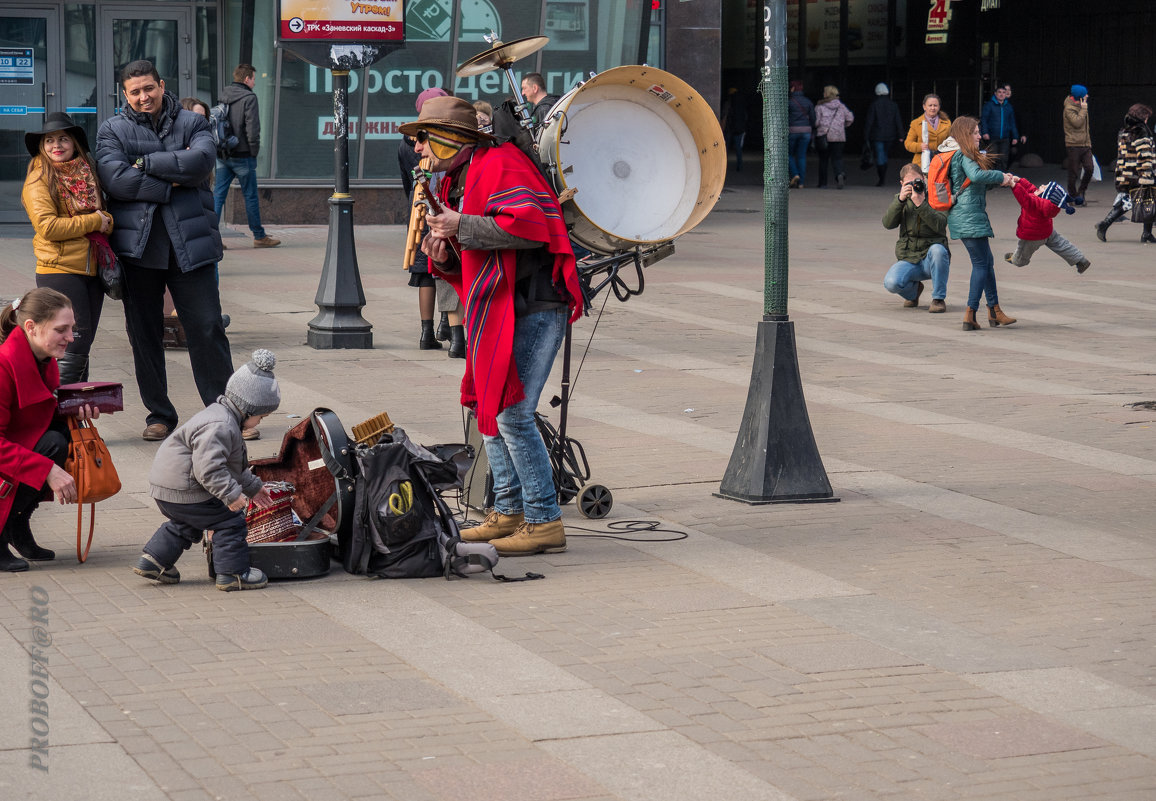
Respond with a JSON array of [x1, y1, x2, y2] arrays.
[[537, 65, 726, 255]]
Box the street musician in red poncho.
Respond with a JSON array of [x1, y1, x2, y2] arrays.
[[402, 95, 582, 557]]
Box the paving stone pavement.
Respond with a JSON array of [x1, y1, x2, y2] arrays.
[[2, 164, 1155, 800]]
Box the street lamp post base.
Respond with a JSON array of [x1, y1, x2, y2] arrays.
[[307, 194, 373, 350], [716, 318, 838, 504]]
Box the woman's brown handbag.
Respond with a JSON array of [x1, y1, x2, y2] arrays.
[[1130, 187, 1156, 223], [64, 418, 121, 562]]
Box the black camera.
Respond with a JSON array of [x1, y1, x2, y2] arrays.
[[910, 178, 926, 194]]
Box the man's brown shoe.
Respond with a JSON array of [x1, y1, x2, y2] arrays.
[[253, 236, 281, 248], [928, 299, 946, 313], [903, 281, 924, 308], [491, 519, 566, 556], [142, 423, 172, 441], [460, 511, 524, 542]]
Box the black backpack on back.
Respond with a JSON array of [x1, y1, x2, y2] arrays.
[[209, 101, 239, 158]]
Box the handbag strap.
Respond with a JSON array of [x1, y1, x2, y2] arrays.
[[76, 502, 94, 562]]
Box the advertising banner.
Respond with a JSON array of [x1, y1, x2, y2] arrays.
[[279, 0, 404, 42]]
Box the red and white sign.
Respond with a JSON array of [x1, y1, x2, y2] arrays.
[[280, 0, 404, 42]]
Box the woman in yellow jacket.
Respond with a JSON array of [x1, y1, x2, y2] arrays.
[[21, 113, 113, 384], [904, 94, 952, 168]]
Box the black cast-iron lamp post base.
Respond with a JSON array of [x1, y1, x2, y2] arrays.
[[306, 194, 372, 349], [715, 317, 839, 504]]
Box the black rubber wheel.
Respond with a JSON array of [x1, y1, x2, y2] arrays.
[[577, 484, 613, 519]]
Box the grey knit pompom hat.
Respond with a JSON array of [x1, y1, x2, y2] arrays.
[[225, 349, 281, 417]]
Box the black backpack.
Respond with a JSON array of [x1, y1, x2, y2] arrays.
[[345, 428, 542, 582], [208, 101, 239, 157]]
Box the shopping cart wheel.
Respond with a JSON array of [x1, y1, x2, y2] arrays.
[[577, 484, 613, 519]]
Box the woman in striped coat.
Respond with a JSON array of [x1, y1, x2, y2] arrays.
[[1096, 104, 1155, 243]]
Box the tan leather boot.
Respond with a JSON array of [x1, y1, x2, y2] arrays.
[[987, 304, 1017, 327], [962, 307, 980, 331], [460, 511, 524, 542], [491, 519, 567, 556]]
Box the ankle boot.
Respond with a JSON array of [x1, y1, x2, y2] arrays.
[[875, 164, 887, 187], [6, 511, 54, 561], [460, 510, 524, 542], [1096, 206, 1127, 242], [419, 319, 443, 350], [0, 533, 29, 572], [435, 311, 451, 342], [987, 304, 1017, 327], [962, 307, 981, 331], [57, 352, 89, 385], [1142, 227, 1156, 244], [448, 325, 466, 359]]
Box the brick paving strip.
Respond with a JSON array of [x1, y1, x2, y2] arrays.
[[1, 171, 1155, 800]]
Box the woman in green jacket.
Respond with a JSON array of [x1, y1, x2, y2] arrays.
[[942, 116, 1016, 331]]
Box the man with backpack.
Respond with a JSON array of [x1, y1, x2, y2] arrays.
[[213, 64, 279, 248], [882, 163, 951, 313]]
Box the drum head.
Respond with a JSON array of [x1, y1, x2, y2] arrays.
[[539, 66, 725, 253]]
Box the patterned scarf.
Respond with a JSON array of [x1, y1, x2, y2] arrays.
[[51, 157, 100, 217], [435, 143, 582, 436]]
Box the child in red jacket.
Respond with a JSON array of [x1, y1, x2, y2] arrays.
[[1004, 179, 1091, 273]]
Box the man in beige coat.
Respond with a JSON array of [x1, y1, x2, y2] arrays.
[[1064, 84, 1093, 205]]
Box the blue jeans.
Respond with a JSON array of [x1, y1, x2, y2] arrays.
[[872, 139, 890, 168], [483, 307, 567, 524], [788, 132, 811, 182], [213, 156, 266, 240], [883, 244, 950, 301], [961, 237, 999, 310]]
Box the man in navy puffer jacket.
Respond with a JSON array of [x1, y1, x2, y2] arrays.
[[96, 59, 233, 442]]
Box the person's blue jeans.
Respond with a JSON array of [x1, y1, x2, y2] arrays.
[[872, 139, 890, 168], [729, 132, 746, 172], [483, 306, 567, 524], [883, 244, 950, 301], [788, 132, 811, 183], [961, 237, 999, 310], [213, 156, 266, 240]]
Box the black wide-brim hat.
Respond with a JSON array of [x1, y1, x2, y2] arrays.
[[25, 112, 89, 157]]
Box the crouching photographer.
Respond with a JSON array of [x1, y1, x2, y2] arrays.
[[882, 163, 951, 313]]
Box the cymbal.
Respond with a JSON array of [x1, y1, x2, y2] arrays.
[[455, 36, 549, 77]]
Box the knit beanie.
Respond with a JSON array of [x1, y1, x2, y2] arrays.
[[1041, 181, 1076, 215], [225, 349, 281, 417], [415, 87, 448, 113], [1070, 84, 1087, 99], [875, 82, 889, 96]]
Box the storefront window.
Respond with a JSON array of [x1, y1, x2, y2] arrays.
[[270, 0, 660, 182]]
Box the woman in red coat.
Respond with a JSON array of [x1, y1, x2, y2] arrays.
[[0, 287, 96, 571]]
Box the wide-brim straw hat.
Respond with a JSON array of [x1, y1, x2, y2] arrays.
[[25, 111, 89, 157], [398, 95, 496, 143]]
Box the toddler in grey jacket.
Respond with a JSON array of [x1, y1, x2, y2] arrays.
[[132, 350, 280, 591]]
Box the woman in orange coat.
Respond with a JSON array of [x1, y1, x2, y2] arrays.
[[21, 112, 113, 385], [0, 288, 99, 571], [904, 94, 952, 167]]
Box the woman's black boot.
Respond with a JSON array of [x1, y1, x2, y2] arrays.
[[6, 511, 55, 561], [435, 312, 451, 342], [0, 532, 30, 572], [448, 325, 467, 359], [419, 319, 443, 350]]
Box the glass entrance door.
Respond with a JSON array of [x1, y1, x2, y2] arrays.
[[0, 8, 61, 223], [97, 6, 194, 124]]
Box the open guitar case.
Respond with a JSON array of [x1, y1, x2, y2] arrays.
[[205, 408, 356, 580]]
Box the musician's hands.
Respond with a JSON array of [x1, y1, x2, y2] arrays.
[[421, 235, 451, 265], [426, 207, 461, 239]]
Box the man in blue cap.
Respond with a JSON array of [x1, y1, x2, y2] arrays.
[[1063, 84, 1093, 205]]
